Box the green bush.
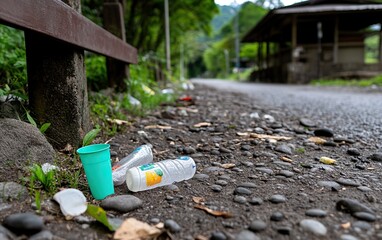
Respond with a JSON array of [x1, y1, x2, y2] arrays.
[[85, 55, 107, 91]]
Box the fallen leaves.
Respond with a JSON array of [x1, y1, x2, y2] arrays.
[[107, 118, 129, 125], [86, 204, 119, 231], [194, 205, 232, 218], [236, 132, 292, 141], [144, 125, 172, 130], [280, 156, 293, 163], [114, 218, 162, 240], [194, 122, 211, 128], [308, 137, 327, 144], [319, 156, 337, 165], [192, 196, 205, 204]]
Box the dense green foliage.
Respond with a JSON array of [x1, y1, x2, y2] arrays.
[[312, 75, 382, 87]]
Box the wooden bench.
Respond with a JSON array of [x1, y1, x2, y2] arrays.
[[0, 0, 137, 148]]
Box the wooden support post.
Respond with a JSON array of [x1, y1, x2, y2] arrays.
[[291, 15, 297, 63], [25, 0, 90, 149], [333, 16, 339, 64], [379, 23, 382, 64], [103, 0, 130, 92]]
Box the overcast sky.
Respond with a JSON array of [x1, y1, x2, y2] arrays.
[[214, 0, 302, 6]]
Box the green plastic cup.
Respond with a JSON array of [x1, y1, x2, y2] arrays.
[[77, 144, 114, 200]]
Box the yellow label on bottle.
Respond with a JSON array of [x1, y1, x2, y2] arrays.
[[145, 169, 163, 186]]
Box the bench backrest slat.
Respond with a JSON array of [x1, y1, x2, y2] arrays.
[[0, 0, 137, 64]]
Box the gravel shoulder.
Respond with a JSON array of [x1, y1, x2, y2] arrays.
[[1, 81, 382, 240]]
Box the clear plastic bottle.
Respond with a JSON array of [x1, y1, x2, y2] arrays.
[[112, 144, 153, 186], [126, 156, 196, 192]]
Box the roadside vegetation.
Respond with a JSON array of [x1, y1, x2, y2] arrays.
[[312, 75, 382, 87]]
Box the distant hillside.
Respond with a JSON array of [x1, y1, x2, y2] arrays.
[[211, 5, 236, 33]]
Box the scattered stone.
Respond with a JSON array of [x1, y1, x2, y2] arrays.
[[318, 181, 341, 190], [323, 141, 337, 147], [305, 209, 327, 218], [340, 234, 359, 240], [238, 182, 257, 188], [275, 144, 292, 155], [248, 220, 267, 232], [29, 230, 53, 240], [241, 161, 254, 167], [210, 231, 227, 240], [0, 182, 29, 202], [0, 225, 16, 240], [211, 185, 223, 192], [357, 186, 372, 192], [184, 146, 196, 154], [100, 195, 142, 213], [241, 145, 251, 151], [269, 195, 287, 204], [352, 212, 376, 222], [336, 198, 374, 214], [299, 118, 316, 127], [164, 184, 180, 192], [278, 170, 294, 178], [233, 196, 247, 204], [194, 174, 210, 181], [347, 148, 361, 156], [149, 218, 160, 224], [299, 219, 327, 236], [3, 212, 44, 235], [352, 221, 372, 231], [219, 147, 232, 153], [336, 178, 360, 187], [236, 230, 260, 240], [369, 153, 382, 162], [204, 167, 224, 173], [314, 128, 334, 137], [215, 180, 228, 186], [249, 197, 263, 205], [270, 212, 284, 221], [255, 167, 274, 175], [234, 187, 252, 195], [164, 219, 182, 233], [276, 226, 292, 235]]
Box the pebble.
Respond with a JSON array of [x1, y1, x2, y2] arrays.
[[305, 209, 327, 218], [194, 174, 210, 181], [347, 148, 361, 156], [314, 128, 334, 137], [336, 198, 374, 214], [233, 196, 247, 204], [241, 161, 254, 167], [352, 221, 372, 231], [249, 197, 263, 205], [340, 234, 359, 240], [238, 182, 257, 188], [278, 170, 294, 178], [277, 226, 292, 235], [164, 184, 180, 192], [184, 146, 196, 154], [149, 218, 160, 224], [352, 212, 376, 222], [3, 212, 44, 235], [29, 230, 53, 240], [211, 185, 223, 192], [234, 187, 252, 195], [241, 145, 251, 151], [255, 167, 274, 175], [0, 225, 16, 240], [269, 194, 287, 204], [369, 153, 382, 162], [270, 212, 284, 221], [100, 195, 142, 213], [299, 118, 316, 127], [110, 151, 118, 157], [236, 230, 260, 240], [215, 180, 228, 186], [204, 167, 224, 173], [336, 178, 360, 187], [210, 231, 227, 240], [164, 219, 182, 233], [357, 186, 372, 192], [275, 144, 293, 155], [299, 219, 327, 236], [317, 181, 341, 190], [248, 220, 267, 232], [0, 182, 29, 202], [219, 147, 232, 153]]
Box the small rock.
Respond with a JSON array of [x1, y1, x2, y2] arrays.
[[211, 185, 223, 192], [248, 220, 267, 232], [314, 128, 334, 137], [184, 146, 196, 154], [278, 170, 294, 178], [299, 118, 316, 127], [336, 178, 360, 187], [369, 153, 382, 162], [219, 147, 232, 153], [270, 212, 284, 221], [238, 182, 256, 188], [317, 181, 341, 190], [0, 182, 29, 202], [336, 198, 374, 214], [352, 212, 376, 222], [269, 194, 287, 204], [194, 174, 209, 181], [210, 231, 227, 240], [233, 196, 247, 204], [255, 167, 274, 175], [249, 197, 263, 205], [275, 144, 292, 155], [299, 219, 327, 236], [357, 186, 372, 192], [241, 145, 251, 151], [236, 230, 260, 240], [215, 180, 228, 186], [149, 218, 160, 224], [204, 167, 224, 173], [100, 195, 142, 213], [164, 184, 180, 192], [340, 234, 359, 240], [164, 219, 182, 233], [305, 209, 327, 218], [29, 230, 53, 240], [352, 221, 372, 231], [3, 212, 44, 235], [0, 225, 16, 240], [277, 226, 292, 235], [347, 148, 361, 156], [110, 151, 118, 157], [234, 187, 252, 195]]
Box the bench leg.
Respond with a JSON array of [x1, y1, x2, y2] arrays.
[[25, 32, 90, 149]]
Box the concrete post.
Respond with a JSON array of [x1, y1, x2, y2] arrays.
[[25, 0, 90, 149]]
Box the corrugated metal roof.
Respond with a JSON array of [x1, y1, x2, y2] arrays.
[[275, 4, 382, 14]]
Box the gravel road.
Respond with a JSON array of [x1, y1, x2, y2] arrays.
[[192, 79, 382, 142]]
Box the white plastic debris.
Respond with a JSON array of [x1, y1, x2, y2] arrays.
[[161, 88, 174, 94], [41, 163, 59, 174], [249, 112, 260, 119], [128, 94, 141, 107], [53, 189, 87, 217], [182, 81, 195, 90], [263, 114, 275, 123]]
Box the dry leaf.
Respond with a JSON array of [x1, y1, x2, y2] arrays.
[[107, 118, 129, 125], [177, 107, 198, 113], [280, 156, 293, 163], [236, 132, 249, 136], [144, 125, 172, 130], [192, 196, 205, 204], [221, 163, 236, 169], [341, 222, 351, 229], [195, 235, 208, 240], [194, 122, 211, 128], [194, 205, 232, 218], [308, 137, 327, 144], [114, 218, 162, 240], [319, 156, 336, 165], [60, 143, 73, 153], [249, 133, 292, 141]]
